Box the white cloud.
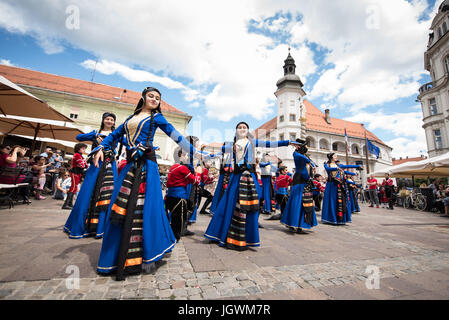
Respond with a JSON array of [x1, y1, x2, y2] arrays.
[[0, 59, 15, 67], [80, 59, 201, 102], [344, 110, 427, 158], [0, 0, 437, 122]]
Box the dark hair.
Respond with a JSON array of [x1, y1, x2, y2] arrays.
[[34, 155, 44, 162], [99, 112, 116, 133], [314, 174, 321, 179], [74, 143, 87, 154], [133, 87, 162, 115], [173, 147, 184, 164]]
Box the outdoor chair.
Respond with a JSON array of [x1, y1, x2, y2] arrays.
[[0, 167, 32, 209]]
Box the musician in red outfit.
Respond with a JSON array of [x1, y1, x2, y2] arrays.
[[267, 166, 292, 220], [165, 147, 202, 241], [62, 143, 87, 210]]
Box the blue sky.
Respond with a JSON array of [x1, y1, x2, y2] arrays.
[[0, 0, 442, 158]]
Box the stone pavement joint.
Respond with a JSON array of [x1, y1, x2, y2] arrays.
[[0, 200, 449, 299]]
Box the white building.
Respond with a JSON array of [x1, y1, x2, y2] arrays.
[[418, 0, 449, 158], [253, 51, 393, 182]]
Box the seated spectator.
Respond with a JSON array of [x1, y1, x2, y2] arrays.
[[434, 184, 446, 213], [52, 150, 64, 169], [40, 147, 52, 159], [442, 186, 449, 217], [53, 169, 71, 200], [32, 155, 52, 200], [0, 144, 34, 185]]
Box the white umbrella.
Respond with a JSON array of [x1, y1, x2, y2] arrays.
[[0, 75, 73, 122]]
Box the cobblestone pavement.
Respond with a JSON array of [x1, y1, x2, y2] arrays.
[[1, 198, 449, 300]]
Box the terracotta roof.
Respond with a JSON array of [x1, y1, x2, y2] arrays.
[[392, 156, 427, 166], [0, 64, 188, 116], [253, 99, 388, 147]]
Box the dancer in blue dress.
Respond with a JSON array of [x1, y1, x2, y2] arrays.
[[63, 112, 117, 239], [204, 121, 292, 251], [321, 153, 362, 225], [209, 143, 232, 215], [91, 87, 210, 280], [259, 153, 274, 215], [280, 139, 318, 232], [346, 173, 360, 213]]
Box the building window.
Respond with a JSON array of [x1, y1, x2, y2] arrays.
[[444, 22, 448, 34], [279, 115, 284, 122], [290, 100, 295, 106], [434, 129, 443, 149], [290, 133, 296, 141], [70, 113, 78, 119], [439, 27, 443, 39], [280, 134, 284, 141], [289, 114, 296, 122], [319, 139, 329, 150], [429, 98, 438, 115], [279, 101, 283, 108]]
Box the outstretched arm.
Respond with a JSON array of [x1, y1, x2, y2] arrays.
[[76, 130, 98, 143]]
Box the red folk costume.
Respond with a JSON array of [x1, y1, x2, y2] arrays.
[[69, 152, 87, 193]]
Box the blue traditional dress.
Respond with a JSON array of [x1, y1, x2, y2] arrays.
[[92, 111, 207, 277], [63, 130, 118, 239], [347, 178, 360, 213], [259, 160, 273, 213], [209, 152, 232, 215], [204, 138, 290, 250], [280, 152, 318, 230], [321, 163, 361, 225]]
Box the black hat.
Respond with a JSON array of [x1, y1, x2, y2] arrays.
[[102, 112, 116, 121], [327, 152, 335, 161], [235, 121, 250, 129]]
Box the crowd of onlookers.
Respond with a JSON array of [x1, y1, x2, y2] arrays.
[[0, 144, 75, 202], [363, 174, 449, 216]]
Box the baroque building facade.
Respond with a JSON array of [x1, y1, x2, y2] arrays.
[[253, 51, 393, 182], [418, 0, 449, 158]]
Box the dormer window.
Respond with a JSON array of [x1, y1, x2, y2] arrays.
[[439, 27, 443, 38], [444, 21, 448, 33]]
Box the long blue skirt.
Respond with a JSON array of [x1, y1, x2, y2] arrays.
[[349, 189, 360, 212], [97, 160, 176, 274], [280, 183, 318, 230], [63, 160, 118, 239], [261, 176, 272, 212], [209, 173, 225, 214], [321, 181, 351, 225], [204, 172, 261, 248], [187, 184, 198, 223]]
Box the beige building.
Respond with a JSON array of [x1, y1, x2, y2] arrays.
[[0, 64, 191, 166], [418, 0, 449, 157]]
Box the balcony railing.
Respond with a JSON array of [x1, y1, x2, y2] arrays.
[[419, 81, 434, 94]]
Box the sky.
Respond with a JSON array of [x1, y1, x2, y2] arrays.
[[0, 0, 442, 158]]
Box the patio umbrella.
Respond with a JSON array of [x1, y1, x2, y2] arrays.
[[0, 115, 84, 151], [0, 75, 73, 122], [389, 152, 449, 178]]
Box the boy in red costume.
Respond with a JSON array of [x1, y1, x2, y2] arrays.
[[62, 143, 87, 210]]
